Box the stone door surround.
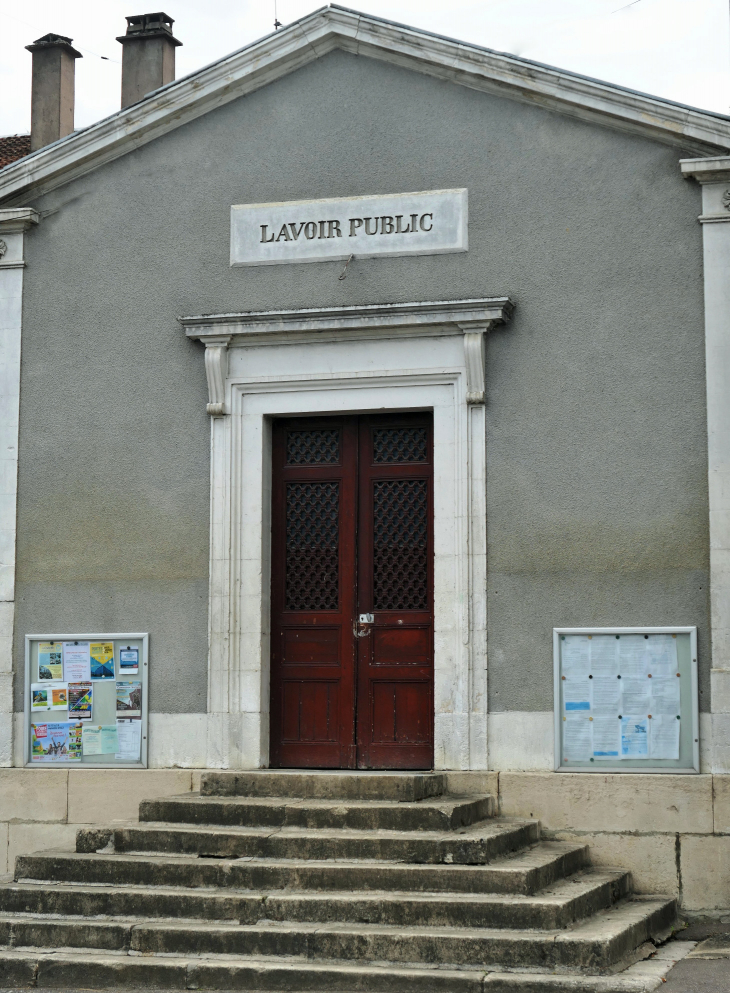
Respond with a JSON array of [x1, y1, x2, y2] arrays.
[[180, 298, 513, 770]]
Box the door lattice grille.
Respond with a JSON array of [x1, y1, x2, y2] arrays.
[[373, 479, 428, 610], [286, 429, 340, 465], [372, 427, 428, 463], [285, 482, 339, 610]]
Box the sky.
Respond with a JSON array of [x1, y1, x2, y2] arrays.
[[1, 0, 729, 135]]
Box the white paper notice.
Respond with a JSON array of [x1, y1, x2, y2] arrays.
[[650, 677, 681, 715], [561, 636, 591, 678], [590, 636, 619, 677], [618, 635, 650, 678], [621, 715, 649, 757], [63, 642, 91, 682], [593, 715, 620, 757], [646, 634, 678, 679], [650, 715, 680, 760], [563, 715, 592, 761], [621, 678, 651, 715], [592, 677, 621, 715], [563, 679, 591, 713], [115, 719, 141, 761]]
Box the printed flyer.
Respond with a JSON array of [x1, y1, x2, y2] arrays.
[[115, 719, 142, 761], [116, 681, 142, 718], [31, 684, 50, 711], [68, 682, 93, 720], [118, 646, 139, 673], [90, 642, 115, 679], [38, 642, 63, 680], [63, 642, 91, 682], [82, 724, 119, 755], [31, 721, 82, 762], [49, 684, 69, 711]]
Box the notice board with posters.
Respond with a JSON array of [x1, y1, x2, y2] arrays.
[[24, 633, 148, 768], [553, 627, 698, 773]]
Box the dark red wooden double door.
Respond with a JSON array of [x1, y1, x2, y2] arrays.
[[270, 413, 433, 769]]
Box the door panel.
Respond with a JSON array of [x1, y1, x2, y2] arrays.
[[270, 418, 357, 768], [356, 414, 434, 769], [270, 413, 433, 769]]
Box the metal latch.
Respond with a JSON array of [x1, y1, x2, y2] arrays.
[[358, 613, 375, 625]]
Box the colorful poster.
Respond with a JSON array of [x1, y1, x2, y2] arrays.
[[115, 719, 142, 761], [116, 681, 142, 718], [90, 642, 115, 679], [31, 684, 50, 711], [63, 642, 91, 682], [68, 682, 93, 720], [119, 647, 139, 673], [82, 724, 119, 755], [31, 721, 82, 762], [38, 642, 63, 680], [49, 684, 69, 711]]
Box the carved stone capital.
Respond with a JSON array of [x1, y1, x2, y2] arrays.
[[203, 336, 232, 416]]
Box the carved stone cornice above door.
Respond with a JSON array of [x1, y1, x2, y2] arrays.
[[179, 297, 514, 415]]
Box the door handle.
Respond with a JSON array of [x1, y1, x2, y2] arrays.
[[355, 613, 374, 638]]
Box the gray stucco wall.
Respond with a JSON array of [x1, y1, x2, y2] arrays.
[[13, 49, 709, 716]]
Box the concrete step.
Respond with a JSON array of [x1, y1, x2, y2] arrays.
[[200, 770, 446, 800], [0, 897, 675, 970], [0, 869, 629, 929], [16, 841, 589, 894], [0, 947, 679, 992], [78, 818, 539, 863], [139, 792, 495, 831]]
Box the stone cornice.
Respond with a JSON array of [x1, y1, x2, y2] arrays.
[[180, 297, 514, 345], [680, 156, 730, 184], [2, 6, 730, 205], [0, 208, 40, 233]]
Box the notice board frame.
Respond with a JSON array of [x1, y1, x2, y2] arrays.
[[553, 626, 699, 774], [24, 632, 149, 769]]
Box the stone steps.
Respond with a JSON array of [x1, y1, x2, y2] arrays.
[[0, 770, 678, 991], [16, 840, 590, 894], [80, 817, 539, 863], [0, 895, 674, 969], [139, 792, 495, 831], [199, 770, 447, 800], [0, 948, 670, 992], [0, 868, 629, 929]]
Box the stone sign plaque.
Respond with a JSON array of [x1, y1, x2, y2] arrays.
[[230, 189, 467, 267]]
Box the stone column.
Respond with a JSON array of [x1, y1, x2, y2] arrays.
[[0, 209, 39, 765], [681, 156, 730, 772]]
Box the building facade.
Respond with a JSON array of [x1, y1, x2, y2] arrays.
[[0, 7, 729, 907]]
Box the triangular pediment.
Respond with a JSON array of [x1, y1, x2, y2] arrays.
[[2, 3, 728, 204]]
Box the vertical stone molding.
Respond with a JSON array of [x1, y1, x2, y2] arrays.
[[681, 157, 730, 772], [203, 336, 231, 416], [0, 209, 39, 766], [460, 325, 488, 405]]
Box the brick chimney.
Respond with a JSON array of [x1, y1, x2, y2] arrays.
[[117, 12, 181, 109], [25, 34, 82, 152]]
